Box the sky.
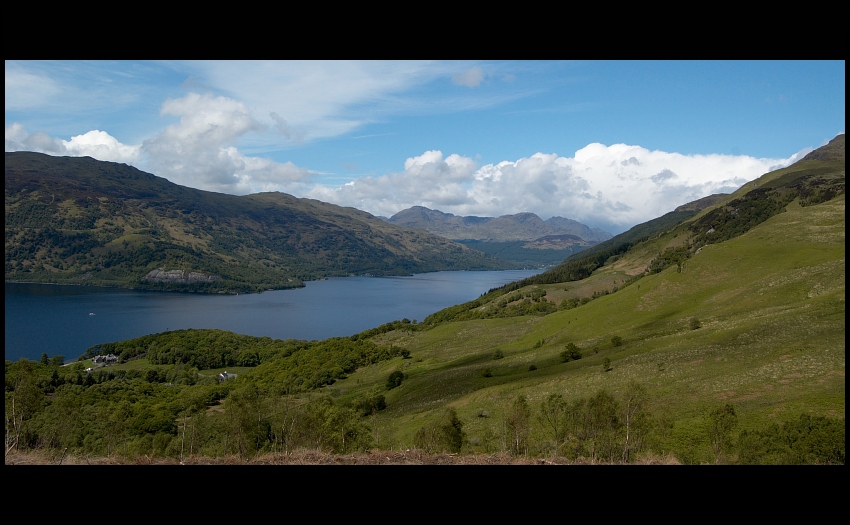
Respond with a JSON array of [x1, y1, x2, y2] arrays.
[[5, 60, 845, 234]]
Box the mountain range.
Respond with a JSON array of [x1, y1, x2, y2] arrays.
[[4, 152, 517, 293], [386, 206, 613, 243]]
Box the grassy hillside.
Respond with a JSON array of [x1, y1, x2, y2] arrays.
[[341, 192, 843, 461]]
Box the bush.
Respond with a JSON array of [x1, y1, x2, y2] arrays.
[[560, 343, 583, 362], [492, 349, 504, 360], [611, 336, 623, 347], [689, 317, 702, 330], [414, 408, 466, 454], [356, 394, 387, 416], [386, 371, 405, 390], [738, 414, 845, 464]]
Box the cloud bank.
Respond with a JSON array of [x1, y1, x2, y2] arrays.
[[310, 144, 796, 234], [6, 115, 796, 234], [6, 89, 799, 235], [7, 92, 313, 196]]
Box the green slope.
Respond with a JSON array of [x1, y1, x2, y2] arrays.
[[338, 191, 844, 462]]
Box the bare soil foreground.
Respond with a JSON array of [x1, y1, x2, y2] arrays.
[[6, 449, 681, 465]]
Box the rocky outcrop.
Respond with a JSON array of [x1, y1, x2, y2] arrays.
[[144, 268, 223, 284]]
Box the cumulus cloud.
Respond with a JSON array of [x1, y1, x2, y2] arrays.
[[142, 92, 311, 194], [6, 92, 315, 196], [307, 150, 480, 216], [311, 143, 796, 234], [452, 66, 485, 88], [5, 124, 140, 162], [62, 130, 142, 163]]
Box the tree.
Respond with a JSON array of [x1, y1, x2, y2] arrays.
[[707, 403, 738, 464], [538, 393, 567, 444], [583, 389, 620, 462], [560, 343, 582, 362], [603, 357, 612, 372], [414, 408, 465, 453], [356, 394, 387, 417], [5, 363, 46, 451], [621, 381, 652, 462], [506, 395, 531, 456], [386, 371, 405, 390], [40, 353, 49, 365], [611, 336, 623, 347]]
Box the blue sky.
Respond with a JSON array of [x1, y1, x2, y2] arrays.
[[5, 60, 845, 234]]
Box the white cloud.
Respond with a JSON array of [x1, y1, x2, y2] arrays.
[[307, 150, 480, 216], [6, 107, 798, 232], [311, 143, 796, 233], [182, 61, 455, 145], [141, 92, 312, 194], [6, 92, 313, 196], [62, 130, 141, 163], [452, 66, 485, 88], [6, 124, 140, 161]]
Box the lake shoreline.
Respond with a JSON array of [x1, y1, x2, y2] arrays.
[[6, 269, 545, 363]]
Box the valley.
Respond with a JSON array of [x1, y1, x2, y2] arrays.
[[5, 135, 845, 465]]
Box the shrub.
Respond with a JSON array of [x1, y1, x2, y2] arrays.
[[414, 408, 466, 453], [689, 317, 702, 330], [611, 336, 623, 347], [386, 371, 405, 390], [560, 343, 583, 362], [738, 413, 845, 465], [492, 349, 504, 360], [356, 394, 387, 416]]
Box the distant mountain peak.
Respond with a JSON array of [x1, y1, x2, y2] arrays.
[[387, 206, 612, 243]]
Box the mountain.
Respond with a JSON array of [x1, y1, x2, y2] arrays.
[[4, 152, 517, 293], [387, 206, 613, 243]]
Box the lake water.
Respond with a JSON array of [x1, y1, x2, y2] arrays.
[[4, 269, 543, 363]]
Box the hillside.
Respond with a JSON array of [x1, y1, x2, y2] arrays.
[[5, 135, 844, 465], [4, 152, 517, 293]]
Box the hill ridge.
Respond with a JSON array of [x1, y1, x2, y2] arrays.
[[4, 152, 517, 293]]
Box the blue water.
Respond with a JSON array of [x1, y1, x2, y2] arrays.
[[4, 269, 543, 362]]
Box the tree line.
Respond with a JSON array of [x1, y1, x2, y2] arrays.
[[6, 354, 843, 464]]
